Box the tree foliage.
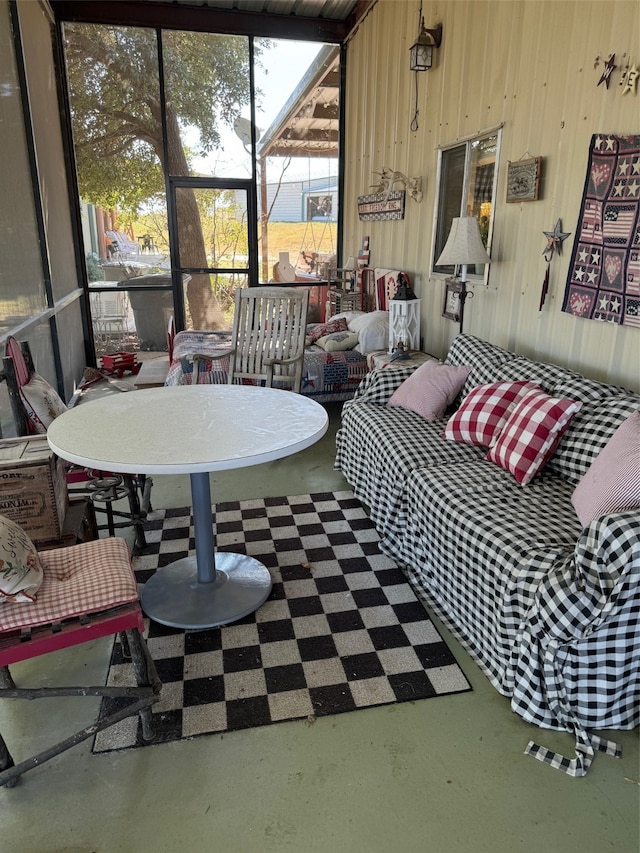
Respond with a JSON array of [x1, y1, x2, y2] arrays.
[[64, 23, 254, 215], [63, 23, 261, 328]]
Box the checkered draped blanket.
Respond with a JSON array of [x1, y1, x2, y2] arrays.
[[334, 333, 640, 775]]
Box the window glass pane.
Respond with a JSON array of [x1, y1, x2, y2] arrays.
[[466, 134, 498, 274], [162, 31, 251, 179], [90, 279, 173, 355], [434, 133, 498, 275], [0, 1, 47, 337], [175, 186, 249, 329], [176, 187, 249, 271], [433, 145, 465, 273], [62, 23, 172, 289], [255, 40, 339, 283], [183, 272, 248, 331]]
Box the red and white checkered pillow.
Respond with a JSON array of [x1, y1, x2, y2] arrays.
[[443, 380, 540, 447], [306, 317, 349, 345], [487, 387, 582, 485]]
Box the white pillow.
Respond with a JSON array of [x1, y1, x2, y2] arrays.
[[345, 311, 389, 353], [315, 331, 359, 352], [20, 374, 68, 434], [0, 515, 44, 604]]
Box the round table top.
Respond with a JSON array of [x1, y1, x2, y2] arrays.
[[47, 384, 329, 475]]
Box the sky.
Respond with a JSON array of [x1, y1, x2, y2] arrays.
[[192, 39, 336, 183]]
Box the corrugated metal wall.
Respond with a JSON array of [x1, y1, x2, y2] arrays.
[[342, 0, 639, 390]]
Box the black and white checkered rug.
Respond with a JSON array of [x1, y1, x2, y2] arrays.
[[93, 491, 471, 753]]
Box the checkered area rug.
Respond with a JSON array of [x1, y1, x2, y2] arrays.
[[93, 491, 471, 753]]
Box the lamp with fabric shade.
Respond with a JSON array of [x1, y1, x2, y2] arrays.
[[436, 217, 491, 333]]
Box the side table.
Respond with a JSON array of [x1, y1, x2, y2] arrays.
[[366, 349, 437, 371]]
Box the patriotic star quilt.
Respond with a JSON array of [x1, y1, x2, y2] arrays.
[[562, 133, 640, 326]]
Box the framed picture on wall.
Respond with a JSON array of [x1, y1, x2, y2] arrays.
[[442, 278, 463, 322], [506, 157, 542, 203]]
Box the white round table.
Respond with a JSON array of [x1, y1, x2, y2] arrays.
[[47, 385, 329, 630]]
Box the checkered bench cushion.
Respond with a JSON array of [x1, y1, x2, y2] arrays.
[[494, 356, 625, 402], [349, 362, 419, 405], [387, 462, 580, 693], [444, 333, 516, 401], [547, 395, 640, 483], [335, 403, 484, 539], [0, 537, 137, 632]]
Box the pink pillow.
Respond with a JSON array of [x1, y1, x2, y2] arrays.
[[444, 380, 540, 448], [571, 412, 640, 525], [307, 317, 348, 344], [388, 361, 471, 421], [487, 387, 582, 485]]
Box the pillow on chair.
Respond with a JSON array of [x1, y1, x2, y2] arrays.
[[345, 311, 389, 353], [306, 317, 349, 345], [0, 515, 44, 604], [314, 331, 359, 352], [19, 374, 68, 434]]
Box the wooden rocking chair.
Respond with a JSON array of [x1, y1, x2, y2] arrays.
[[191, 286, 309, 392]]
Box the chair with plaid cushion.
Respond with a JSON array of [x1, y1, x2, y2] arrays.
[[0, 524, 161, 788], [1, 336, 151, 553]]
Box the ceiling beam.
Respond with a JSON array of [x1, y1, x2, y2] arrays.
[[292, 103, 339, 121], [266, 144, 339, 158], [282, 128, 339, 142], [49, 1, 349, 42]]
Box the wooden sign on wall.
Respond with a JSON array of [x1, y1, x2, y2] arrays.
[[357, 190, 406, 221]]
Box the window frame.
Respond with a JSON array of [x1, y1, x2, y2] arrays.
[[431, 127, 502, 283]]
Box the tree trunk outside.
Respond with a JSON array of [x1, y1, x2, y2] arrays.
[[163, 107, 226, 330]]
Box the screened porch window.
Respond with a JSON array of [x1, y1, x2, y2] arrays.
[[433, 131, 500, 278]]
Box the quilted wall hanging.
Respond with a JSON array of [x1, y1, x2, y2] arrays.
[[562, 133, 640, 326]]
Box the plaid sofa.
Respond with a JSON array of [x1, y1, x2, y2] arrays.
[[335, 334, 639, 775]]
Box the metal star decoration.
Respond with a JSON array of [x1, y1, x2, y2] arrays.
[[597, 53, 617, 88], [542, 219, 571, 261]]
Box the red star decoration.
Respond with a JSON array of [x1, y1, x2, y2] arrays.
[[598, 54, 617, 88]]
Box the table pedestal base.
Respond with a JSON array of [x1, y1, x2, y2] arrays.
[[140, 552, 273, 630]]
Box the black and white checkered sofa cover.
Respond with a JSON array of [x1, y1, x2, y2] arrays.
[[334, 333, 639, 776]]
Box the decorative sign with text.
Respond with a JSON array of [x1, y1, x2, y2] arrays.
[[357, 190, 405, 221]]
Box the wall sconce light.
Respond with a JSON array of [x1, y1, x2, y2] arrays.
[[409, 21, 442, 71]]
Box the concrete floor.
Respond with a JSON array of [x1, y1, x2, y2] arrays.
[[1, 402, 638, 852]]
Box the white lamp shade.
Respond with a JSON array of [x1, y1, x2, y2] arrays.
[[436, 217, 491, 267]]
